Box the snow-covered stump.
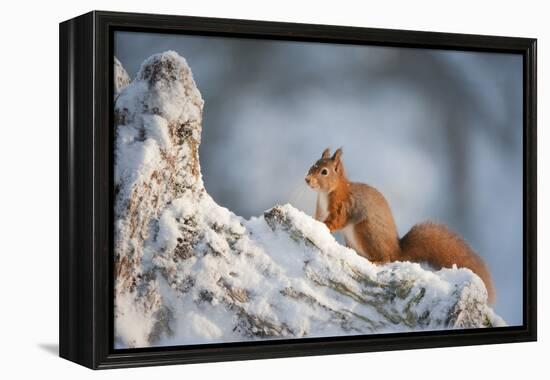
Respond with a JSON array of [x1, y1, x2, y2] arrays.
[[263, 205, 503, 331], [113, 51, 504, 348]]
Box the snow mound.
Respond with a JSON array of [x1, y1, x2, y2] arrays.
[[113, 51, 505, 348]]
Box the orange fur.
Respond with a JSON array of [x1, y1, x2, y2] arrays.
[[400, 223, 495, 303], [305, 148, 495, 304], [324, 184, 351, 232]]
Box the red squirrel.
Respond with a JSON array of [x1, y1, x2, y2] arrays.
[[305, 148, 495, 304]]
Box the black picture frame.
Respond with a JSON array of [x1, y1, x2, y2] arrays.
[[59, 10, 537, 370]]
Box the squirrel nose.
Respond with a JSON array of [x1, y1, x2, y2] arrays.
[[305, 176, 311, 184]]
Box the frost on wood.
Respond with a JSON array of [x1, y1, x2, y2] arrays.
[[113, 51, 505, 348]]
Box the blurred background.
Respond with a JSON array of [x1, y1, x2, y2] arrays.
[[115, 31, 523, 326]]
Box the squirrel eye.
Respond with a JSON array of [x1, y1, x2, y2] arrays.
[[321, 168, 328, 176]]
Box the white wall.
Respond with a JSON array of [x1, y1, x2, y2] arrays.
[[1, 0, 546, 378]]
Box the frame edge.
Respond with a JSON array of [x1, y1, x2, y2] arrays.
[[59, 11, 97, 369]]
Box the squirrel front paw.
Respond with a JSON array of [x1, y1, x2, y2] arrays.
[[324, 219, 337, 232]]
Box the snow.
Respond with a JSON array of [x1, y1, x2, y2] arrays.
[[113, 51, 505, 349], [115, 285, 161, 348]]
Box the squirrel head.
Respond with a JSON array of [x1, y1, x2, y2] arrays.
[[305, 148, 346, 192]]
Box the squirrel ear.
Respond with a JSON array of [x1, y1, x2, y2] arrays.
[[332, 148, 343, 162], [321, 148, 331, 159], [332, 148, 343, 171]]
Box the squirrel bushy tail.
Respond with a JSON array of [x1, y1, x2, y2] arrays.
[[399, 222, 495, 304]]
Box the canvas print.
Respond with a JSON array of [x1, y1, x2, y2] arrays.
[[113, 31, 523, 349]]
